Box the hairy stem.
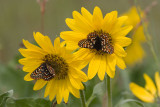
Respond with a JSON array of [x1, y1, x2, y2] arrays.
[[80, 90, 87, 107], [107, 75, 112, 107]]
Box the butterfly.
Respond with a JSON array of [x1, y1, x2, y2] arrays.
[[78, 32, 114, 54], [30, 63, 55, 81]]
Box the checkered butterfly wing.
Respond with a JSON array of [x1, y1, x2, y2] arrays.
[[30, 63, 55, 81], [78, 34, 97, 49], [100, 34, 114, 54]]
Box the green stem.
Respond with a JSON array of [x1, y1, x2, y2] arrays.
[[107, 75, 112, 107], [80, 90, 87, 107], [134, 0, 160, 69], [86, 95, 96, 107]]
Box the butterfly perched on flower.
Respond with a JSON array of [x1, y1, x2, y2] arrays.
[[30, 63, 55, 81], [78, 31, 114, 54]]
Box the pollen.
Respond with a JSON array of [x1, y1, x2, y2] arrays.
[[43, 54, 69, 80]]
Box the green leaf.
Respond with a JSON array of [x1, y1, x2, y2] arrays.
[[0, 90, 13, 107], [86, 81, 105, 107], [6, 98, 51, 107], [83, 75, 100, 101], [116, 99, 145, 107], [92, 81, 105, 97]]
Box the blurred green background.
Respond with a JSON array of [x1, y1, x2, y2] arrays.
[[0, 0, 160, 107]]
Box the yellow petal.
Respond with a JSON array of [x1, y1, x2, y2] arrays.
[[107, 54, 116, 72], [19, 49, 44, 58], [63, 53, 74, 63], [67, 79, 80, 98], [110, 16, 128, 34], [112, 25, 133, 37], [60, 41, 66, 47], [70, 57, 89, 69], [60, 79, 69, 103], [63, 89, 69, 103], [81, 7, 93, 24], [66, 18, 88, 35], [19, 58, 43, 66], [33, 79, 47, 90], [88, 55, 101, 79], [98, 56, 106, 80], [49, 90, 56, 101], [114, 44, 127, 57], [44, 79, 54, 97], [69, 66, 88, 82], [73, 48, 94, 60], [113, 37, 132, 47], [123, 6, 143, 27], [33, 32, 53, 53], [44, 36, 55, 53], [130, 82, 154, 103], [22, 63, 41, 73], [54, 37, 61, 54], [70, 59, 88, 70], [134, 26, 146, 42], [155, 72, 160, 96], [65, 41, 79, 51], [60, 31, 85, 41], [106, 62, 115, 78], [24, 72, 33, 81], [48, 80, 57, 101], [144, 74, 156, 96], [68, 73, 84, 89], [22, 39, 44, 53], [73, 11, 93, 33], [102, 11, 117, 33], [114, 16, 128, 28], [56, 80, 63, 104], [71, 88, 80, 98], [58, 46, 66, 58], [115, 55, 126, 69], [93, 6, 103, 30], [66, 18, 76, 31], [124, 43, 145, 65]]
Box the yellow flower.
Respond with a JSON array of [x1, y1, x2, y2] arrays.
[[123, 7, 146, 66], [19, 32, 88, 104], [60, 6, 133, 80], [130, 72, 160, 103]]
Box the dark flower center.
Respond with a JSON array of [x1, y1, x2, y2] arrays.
[[44, 54, 68, 80]]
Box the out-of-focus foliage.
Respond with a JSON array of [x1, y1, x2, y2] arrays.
[[0, 90, 51, 107], [0, 90, 13, 107]]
